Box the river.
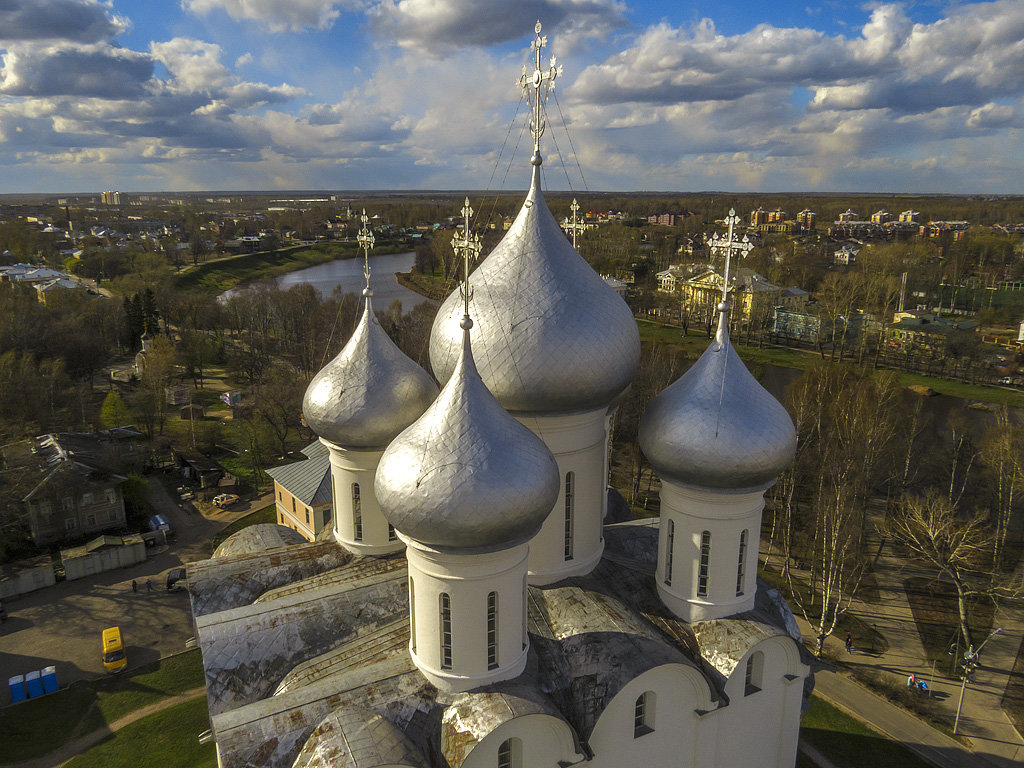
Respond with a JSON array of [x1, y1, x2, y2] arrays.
[[221, 251, 430, 309]]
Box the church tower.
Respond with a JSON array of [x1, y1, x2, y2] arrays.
[[428, 24, 640, 585], [377, 218, 559, 691], [302, 212, 439, 555], [639, 211, 796, 622]]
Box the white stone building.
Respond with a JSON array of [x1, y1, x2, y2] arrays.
[[184, 26, 810, 768]]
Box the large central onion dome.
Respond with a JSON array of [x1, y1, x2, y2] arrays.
[[429, 165, 640, 414], [303, 296, 439, 449], [639, 306, 796, 492], [376, 324, 560, 552]]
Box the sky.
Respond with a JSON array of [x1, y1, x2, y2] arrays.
[[0, 0, 1020, 194]]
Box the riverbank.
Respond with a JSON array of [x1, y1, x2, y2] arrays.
[[395, 269, 455, 301], [176, 241, 408, 293]]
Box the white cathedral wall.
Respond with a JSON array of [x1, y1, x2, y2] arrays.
[[459, 714, 583, 768], [586, 664, 715, 768], [656, 483, 765, 622], [715, 637, 806, 768], [404, 539, 530, 693], [516, 409, 608, 585], [323, 440, 403, 555]]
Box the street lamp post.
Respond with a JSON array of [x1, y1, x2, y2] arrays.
[[953, 627, 1002, 735]]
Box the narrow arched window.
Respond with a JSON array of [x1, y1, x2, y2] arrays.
[[736, 529, 748, 597], [409, 577, 416, 655], [745, 651, 764, 695], [487, 591, 498, 670], [664, 519, 675, 586], [522, 573, 529, 650], [564, 472, 575, 561], [352, 483, 362, 541], [440, 592, 452, 670], [633, 691, 655, 737], [498, 738, 521, 768], [698, 531, 711, 597], [388, 523, 397, 541]]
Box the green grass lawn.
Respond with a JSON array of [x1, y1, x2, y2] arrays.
[[210, 503, 278, 550], [801, 695, 935, 768], [637, 319, 1024, 407], [0, 650, 205, 763], [64, 696, 215, 768]]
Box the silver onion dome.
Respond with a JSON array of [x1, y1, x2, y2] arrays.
[[375, 325, 560, 552], [639, 307, 796, 492], [303, 297, 439, 449], [429, 165, 640, 414]]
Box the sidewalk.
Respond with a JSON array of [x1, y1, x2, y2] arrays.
[[781, 534, 1024, 768]]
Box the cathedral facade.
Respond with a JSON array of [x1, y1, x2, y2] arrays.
[[184, 25, 811, 768]]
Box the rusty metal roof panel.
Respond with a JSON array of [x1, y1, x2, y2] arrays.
[[186, 539, 349, 617], [212, 524, 309, 559], [292, 706, 428, 768], [196, 569, 408, 716]]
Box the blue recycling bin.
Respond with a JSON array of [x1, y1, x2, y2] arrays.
[[24, 670, 43, 698], [41, 666, 58, 694], [8, 675, 25, 703]]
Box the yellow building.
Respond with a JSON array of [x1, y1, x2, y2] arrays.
[[679, 268, 783, 325], [265, 441, 332, 541]]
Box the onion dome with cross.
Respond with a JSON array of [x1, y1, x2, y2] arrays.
[[376, 199, 560, 552], [639, 209, 797, 492], [302, 210, 439, 449], [428, 22, 639, 415]]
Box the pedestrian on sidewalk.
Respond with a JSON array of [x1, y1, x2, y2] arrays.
[[146, 579, 153, 591], [131, 579, 137, 593], [907, 673, 916, 687], [845, 632, 853, 654]]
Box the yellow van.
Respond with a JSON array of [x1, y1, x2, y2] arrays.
[[102, 627, 127, 672]]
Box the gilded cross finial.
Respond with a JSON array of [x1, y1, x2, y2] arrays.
[[452, 197, 482, 322], [517, 20, 562, 161], [562, 197, 586, 249], [706, 208, 754, 304], [357, 209, 375, 295]]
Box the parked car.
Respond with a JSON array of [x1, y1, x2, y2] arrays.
[[166, 568, 187, 591], [148, 514, 173, 536], [212, 493, 239, 508], [176, 486, 194, 501]]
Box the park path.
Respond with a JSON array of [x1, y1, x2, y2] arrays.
[[776, 525, 1024, 768], [0, 687, 207, 768]]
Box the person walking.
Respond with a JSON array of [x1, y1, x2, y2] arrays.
[[146, 579, 152, 592], [845, 632, 853, 654], [131, 579, 137, 593]]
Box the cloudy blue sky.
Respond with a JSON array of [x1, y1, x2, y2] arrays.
[[0, 0, 1019, 193]]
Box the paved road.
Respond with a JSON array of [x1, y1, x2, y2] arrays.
[[0, 478, 268, 699]]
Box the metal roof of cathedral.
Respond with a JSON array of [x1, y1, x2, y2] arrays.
[[302, 294, 439, 450], [428, 161, 640, 415], [185, 519, 809, 768], [375, 326, 560, 552], [211, 523, 309, 560], [638, 307, 797, 492]]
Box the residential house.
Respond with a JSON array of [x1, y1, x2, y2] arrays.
[[883, 311, 979, 355], [266, 441, 332, 542], [833, 244, 860, 265], [19, 428, 143, 546]]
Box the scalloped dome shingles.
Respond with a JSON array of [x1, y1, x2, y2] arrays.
[[429, 167, 640, 414], [639, 315, 797, 492], [376, 330, 560, 552], [303, 299, 439, 449]]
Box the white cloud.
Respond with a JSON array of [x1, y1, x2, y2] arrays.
[[182, 0, 361, 32], [0, 44, 152, 98], [0, 0, 128, 44], [368, 0, 627, 54]]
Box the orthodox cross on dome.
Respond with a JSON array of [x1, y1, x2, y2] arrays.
[[518, 20, 562, 159], [357, 209, 375, 295], [452, 197, 482, 320], [706, 209, 754, 305], [563, 197, 586, 249]]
